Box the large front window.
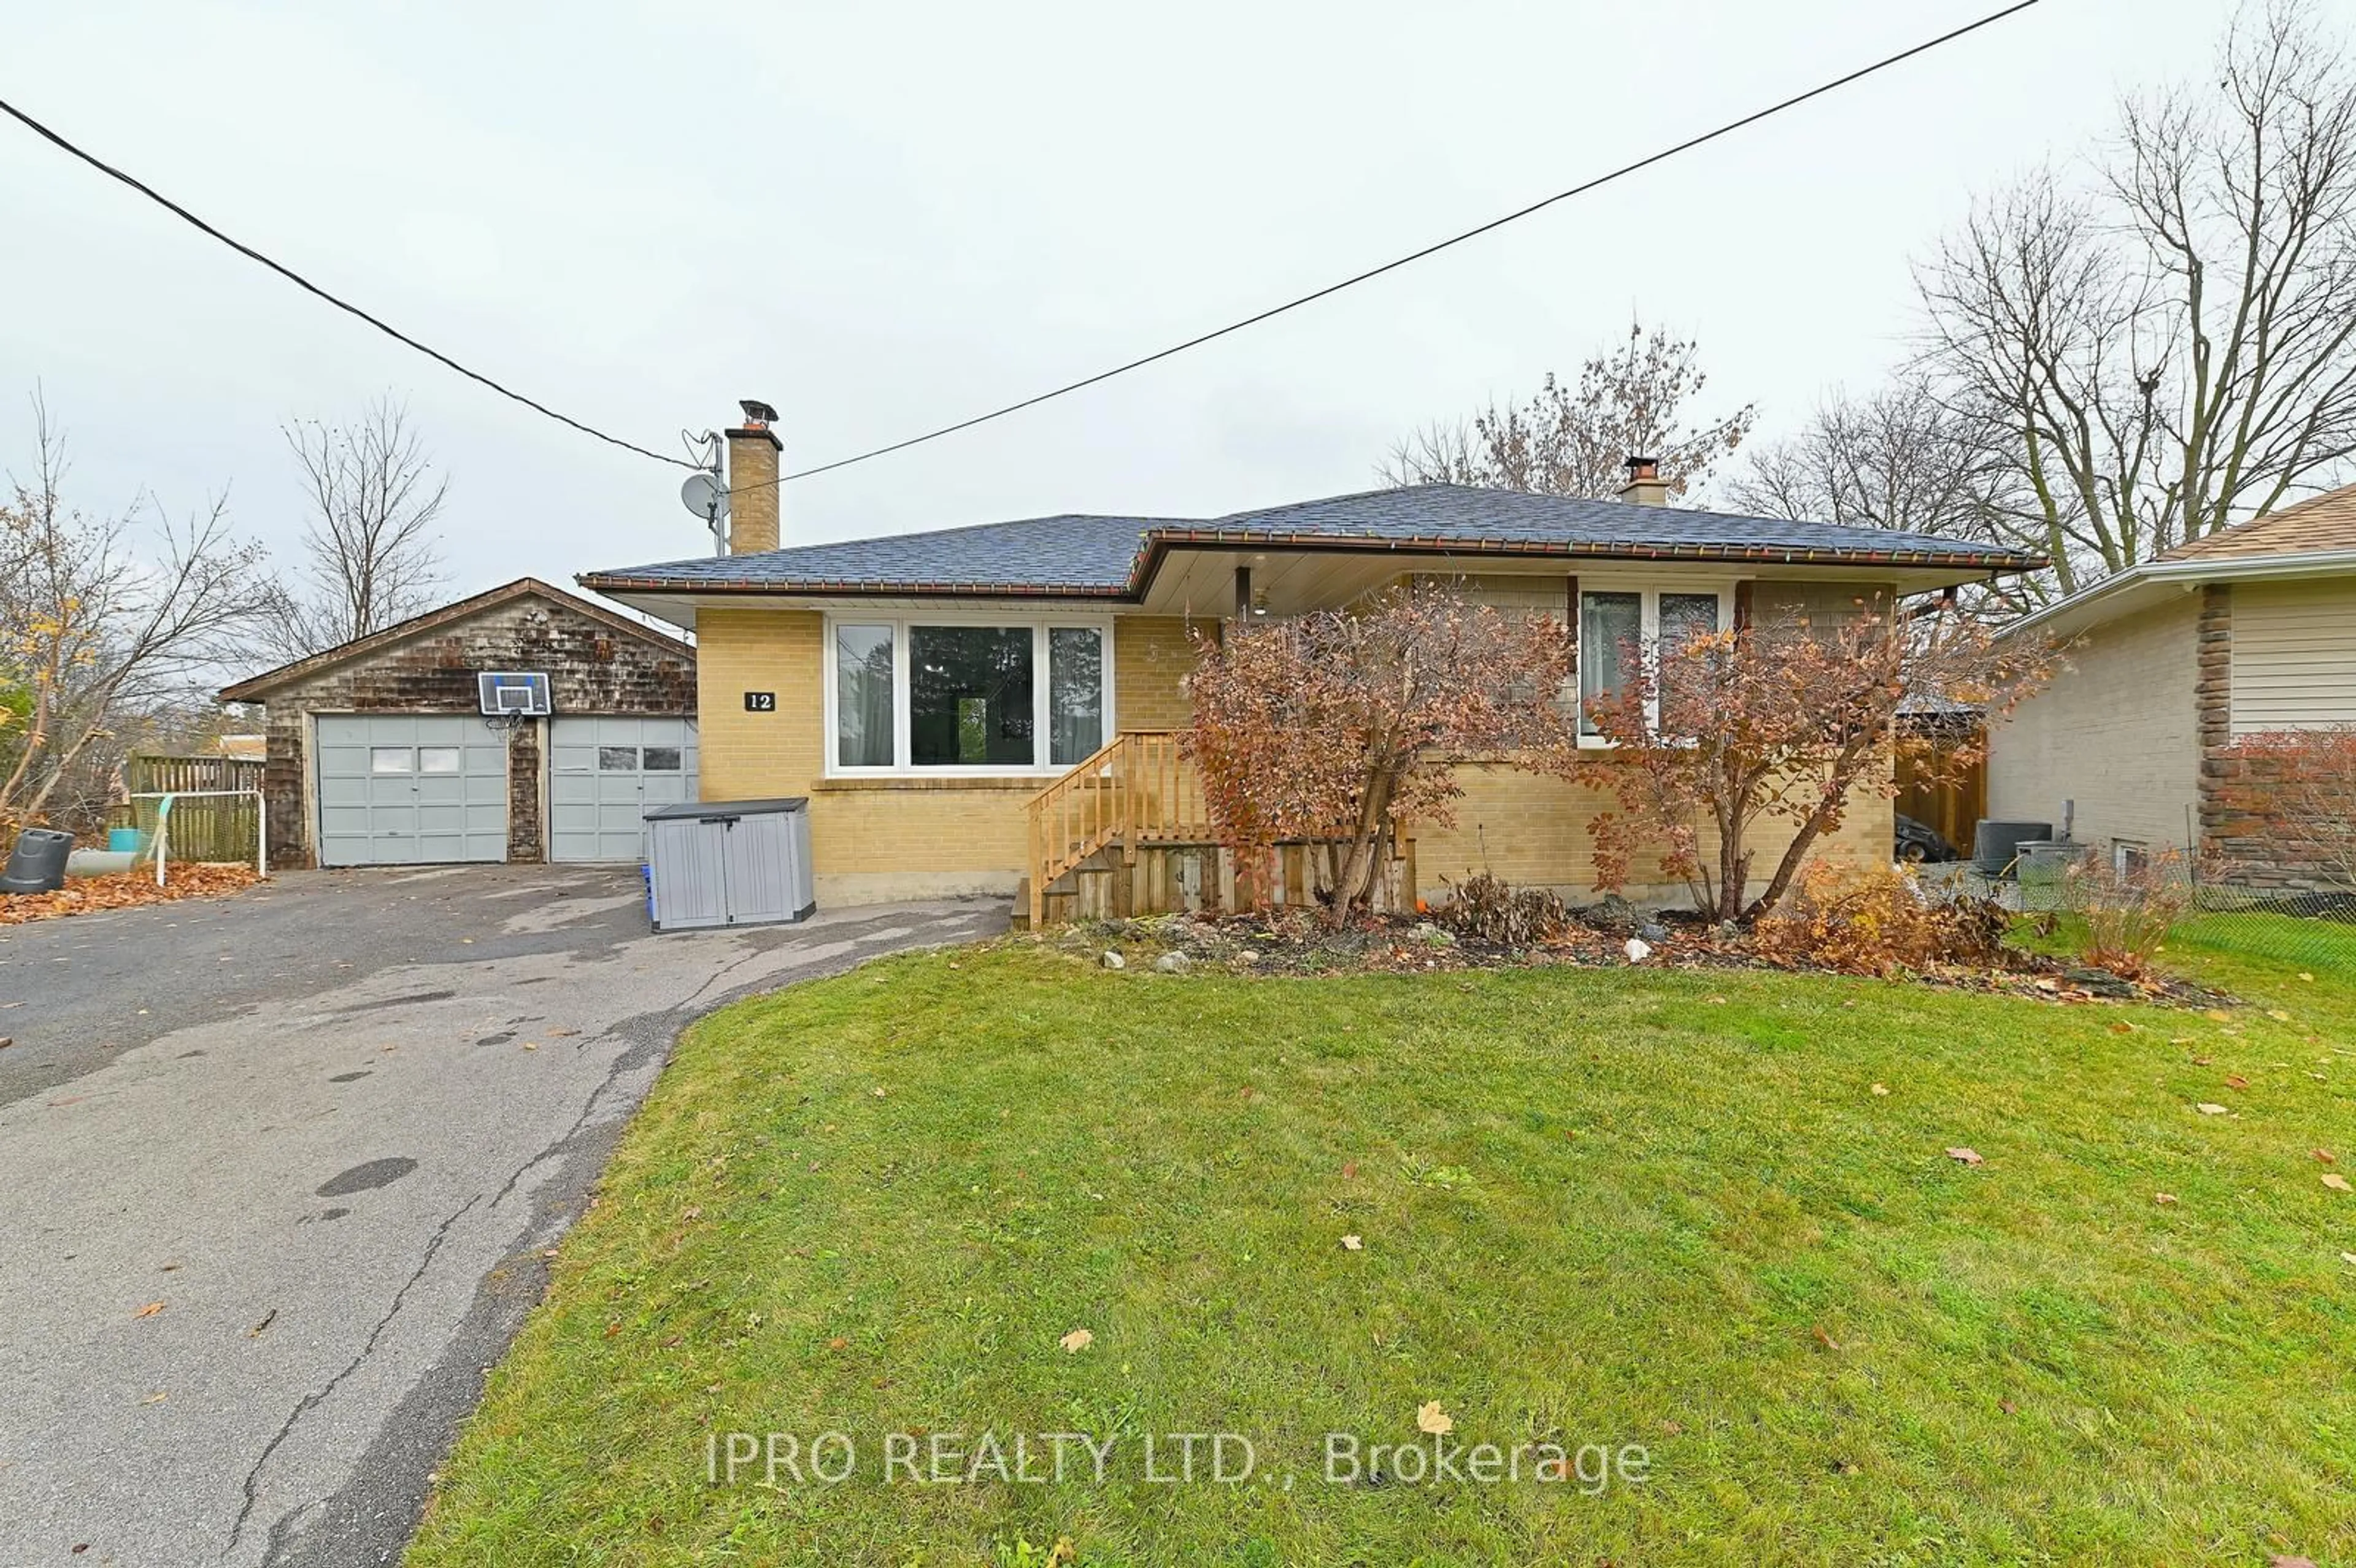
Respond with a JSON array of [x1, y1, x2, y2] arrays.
[[1578, 586, 1729, 739], [910, 626, 1033, 767], [827, 617, 1114, 774]]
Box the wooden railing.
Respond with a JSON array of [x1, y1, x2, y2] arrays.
[[1025, 730, 1209, 928], [1023, 729, 1420, 926]]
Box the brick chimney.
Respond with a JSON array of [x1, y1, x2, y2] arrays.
[[725, 398, 782, 555], [1617, 454, 1669, 507]]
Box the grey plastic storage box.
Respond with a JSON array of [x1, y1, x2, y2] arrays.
[[643, 797, 814, 931]]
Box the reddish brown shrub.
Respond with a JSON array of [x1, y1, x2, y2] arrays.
[[1752, 862, 2009, 976]]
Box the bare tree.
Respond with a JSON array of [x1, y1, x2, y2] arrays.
[[1380, 322, 1758, 501], [261, 394, 448, 658], [1, 393, 271, 829], [1725, 380, 2047, 612], [1918, 2, 2356, 593]]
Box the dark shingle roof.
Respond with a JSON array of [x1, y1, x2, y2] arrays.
[[579, 483, 2044, 598], [583, 513, 1175, 596]]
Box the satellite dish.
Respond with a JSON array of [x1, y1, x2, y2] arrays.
[[680, 471, 730, 522]]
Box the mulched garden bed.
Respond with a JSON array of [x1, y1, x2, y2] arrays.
[[1047, 905, 2232, 1009], [0, 865, 263, 925]]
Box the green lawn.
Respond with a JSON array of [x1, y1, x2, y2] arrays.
[[409, 924, 2356, 1567]]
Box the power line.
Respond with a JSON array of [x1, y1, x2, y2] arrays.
[[776, 0, 2041, 487], [0, 94, 695, 469]]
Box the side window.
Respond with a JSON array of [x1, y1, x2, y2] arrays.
[[1578, 593, 1641, 737]]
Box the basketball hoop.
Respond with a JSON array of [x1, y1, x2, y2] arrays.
[[477, 672, 552, 734]]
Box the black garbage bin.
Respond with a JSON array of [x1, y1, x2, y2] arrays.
[[0, 826, 74, 894]]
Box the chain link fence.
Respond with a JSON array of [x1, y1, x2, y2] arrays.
[[1935, 848, 2354, 975]]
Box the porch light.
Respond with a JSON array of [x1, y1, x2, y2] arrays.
[[1250, 587, 1269, 616]]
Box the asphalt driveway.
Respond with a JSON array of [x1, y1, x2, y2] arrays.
[[0, 865, 999, 1567]]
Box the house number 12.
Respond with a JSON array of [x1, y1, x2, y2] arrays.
[[743, 691, 776, 712]]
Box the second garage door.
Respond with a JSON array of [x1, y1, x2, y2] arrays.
[[317, 715, 510, 866], [549, 717, 700, 863]]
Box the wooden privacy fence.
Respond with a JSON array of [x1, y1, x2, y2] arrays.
[[120, 755, 266, 863], [127, 754, 263, 796], [1895, 721, 1986, 858]]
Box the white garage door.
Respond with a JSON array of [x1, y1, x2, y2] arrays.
[[550, 717, 699, 863], [317, 715, 510, 866]]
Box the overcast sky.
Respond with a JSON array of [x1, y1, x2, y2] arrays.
[[5, 0, 2246, 613]]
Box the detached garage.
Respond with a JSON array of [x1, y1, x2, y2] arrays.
[[220, 578, 698, 870]]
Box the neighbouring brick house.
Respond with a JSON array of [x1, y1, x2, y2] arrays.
[[574, 402, 2040, 919], [1988, 485, 2356, 888], [219, 578, 696, 870]]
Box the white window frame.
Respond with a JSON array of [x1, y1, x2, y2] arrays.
[[822, 610, 1118, 778], [1575, 580, 1738, 747]]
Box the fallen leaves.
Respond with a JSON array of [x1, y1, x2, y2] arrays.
[[2323, 1174, 2352, 1194], [2314, 1149, 2336, 1164], [2154, 1193, 2179, 1205], [1945, 1147, 1984, 1166], [1058, 1328, 1094, 1354], [1415, 1401, 1453, 1435], [1339, 1234, 1364, 1251], [2224, 1074, 2249, 1090], [1870, 1083, 1890, 1097], [0, 865, 261, 925], [2195, 1103, 2230, 1116], [1811, 1324, 1842, 1351], [133, 1302, 166, 1319], [1340, 1160, 1359, 1180]]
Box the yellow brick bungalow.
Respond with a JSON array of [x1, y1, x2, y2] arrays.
[[582, 410, 2042, 920]]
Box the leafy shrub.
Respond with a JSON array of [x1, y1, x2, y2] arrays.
[[2062, 849, 2193, 978], [1752, 862, 2009, 976], [1434, 872, 1569, 945]]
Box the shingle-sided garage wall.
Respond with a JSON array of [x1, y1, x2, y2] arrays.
[[253, 594, 695, 869]]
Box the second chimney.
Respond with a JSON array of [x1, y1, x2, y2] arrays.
[[1617, 455, 1668, 507], [725, 398, 782, 554]]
